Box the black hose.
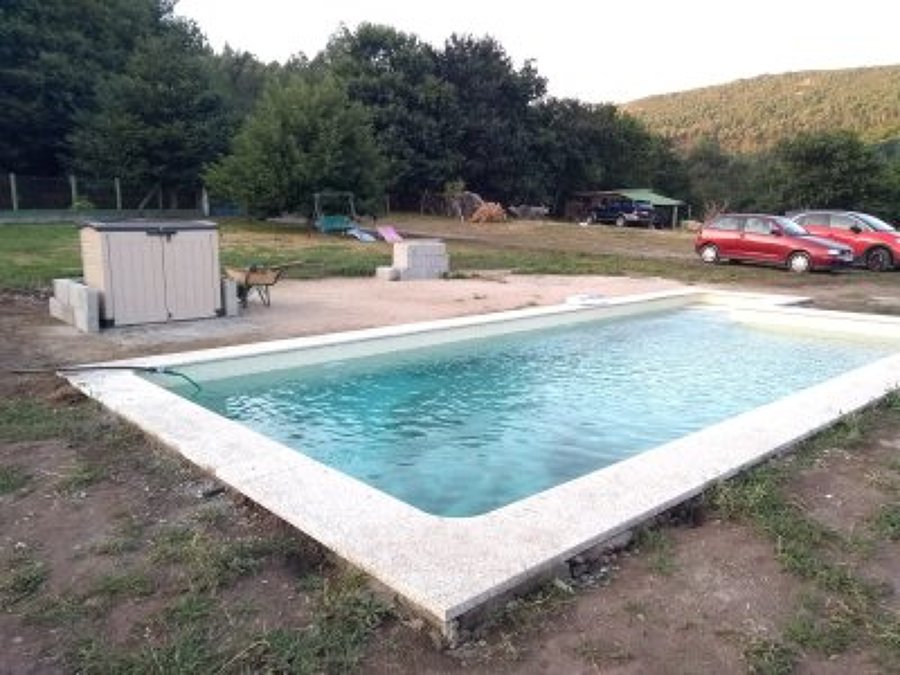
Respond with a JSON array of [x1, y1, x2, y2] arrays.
[[11, 364, 203, 393]]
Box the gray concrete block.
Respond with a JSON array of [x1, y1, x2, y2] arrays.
[[375, 266, 400, 281], [52, 278, 72, 306], [48, 296, 73, 324], [72, 284, 100, 333], [221, 278, 239, 316]]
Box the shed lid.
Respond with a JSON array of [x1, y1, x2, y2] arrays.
[[78, 219, 218, 232]]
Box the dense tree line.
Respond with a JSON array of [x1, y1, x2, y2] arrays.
[[1, 1, 898, 220]]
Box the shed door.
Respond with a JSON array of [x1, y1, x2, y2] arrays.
[[162, 231, 219, 321], [105, 232, 168, 325]]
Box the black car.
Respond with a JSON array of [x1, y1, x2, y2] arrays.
[[587, 198, 656, 227]]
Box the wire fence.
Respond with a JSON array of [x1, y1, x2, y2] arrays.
[[0, 173, 207, 214]]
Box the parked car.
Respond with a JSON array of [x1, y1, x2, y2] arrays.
[[695, 213, 854, 273], [587, 198, 655, 227], [791, 210, 900, 272]]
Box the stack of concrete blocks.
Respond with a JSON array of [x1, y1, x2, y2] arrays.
[[376, 240, 449, 281], [49, 278, 100, 333]]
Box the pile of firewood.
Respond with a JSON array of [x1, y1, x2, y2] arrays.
[[469, 202, 506, 223]]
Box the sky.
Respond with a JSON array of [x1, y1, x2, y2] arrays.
[[175, 0, 900, 103]]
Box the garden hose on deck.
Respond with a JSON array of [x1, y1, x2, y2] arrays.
[[11, 364, 203, 393]]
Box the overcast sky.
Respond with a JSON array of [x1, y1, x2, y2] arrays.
[[175, 0, 899, 103]]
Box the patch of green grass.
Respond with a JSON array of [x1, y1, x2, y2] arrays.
[[575, 638, 635, 669], [0, 464, 31, 494], [1, 556, 49, 607], [56, 461, 107, 494], [633, 527, 677, 576], [165, 592, 216, 628], [743, 636, 797, 675], [872, 503, 900, 540], [88, 571, 155, 601], [710, 465, 846, 584], [25, 593, 91, 626], [193, 503, 229, 530], [71, 573, 388, 675], [710, 406, 900, 664], [225, 574, 390, 673], [150, 526, 299, 591], [785, 593, 865, 655], [0, 223, 81, 289], [91, 520, 144, 556], [74, 631, 216, 675], [0, 399, 87, 442]]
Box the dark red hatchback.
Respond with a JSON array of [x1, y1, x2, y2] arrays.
[[695, 214, 854, 273]]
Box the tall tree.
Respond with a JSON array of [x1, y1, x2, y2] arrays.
[[204, 75, 386, 215], [437, 35, 546, 202], [317, 24, 458, 209], [207, 45, 278, 132], [70, 18, 229, 197], [0, 0, 166, 174], [772, 130, 887, 211]]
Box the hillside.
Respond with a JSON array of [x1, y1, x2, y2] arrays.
[[623, 65, 900, 153]]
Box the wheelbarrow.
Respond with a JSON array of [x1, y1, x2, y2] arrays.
[[224, 264, 286, 307]]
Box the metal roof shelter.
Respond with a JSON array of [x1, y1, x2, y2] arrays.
[[568, 188, 685, 227]]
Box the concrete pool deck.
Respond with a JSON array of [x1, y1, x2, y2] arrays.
[[63, 288, 900, 640]]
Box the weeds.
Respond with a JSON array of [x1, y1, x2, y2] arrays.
[[88, 571, 155, 601], [1, 555, 48, 607], [872, 503, 900, 540], [227, 574, 390, 673], [710, 404, 900, 663], [56, 460, 107, 494], [785, 593, 864, 655], [633, 527, 677, 576], [91, 519, 144, 556], [0, 399, 86, 442], [70, 573, 389, 674], [575, 638, 635, 669], [743, 636, 797, 675], [0, 464, 30, 494], [150, 525, 300, 591]]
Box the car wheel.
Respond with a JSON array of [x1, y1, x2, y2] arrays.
[[865, 247, 893, 272], [699, 244, 719, 264], [787, 251, 811, 273], [615, 215, 626, 227]]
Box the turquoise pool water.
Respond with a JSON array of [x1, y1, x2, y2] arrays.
[[165, 309, 897, 517]]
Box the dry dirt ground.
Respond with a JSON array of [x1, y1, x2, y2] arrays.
[[2, 274, 900, 673]]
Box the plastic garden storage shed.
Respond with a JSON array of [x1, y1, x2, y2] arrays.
[[79, 220, 222, 326]]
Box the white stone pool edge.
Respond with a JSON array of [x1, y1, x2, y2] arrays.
[[63, 289, 900, 639]]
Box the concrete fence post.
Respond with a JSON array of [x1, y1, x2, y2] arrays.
[[69, 174, 77, 208], [9, 172, 17, 211], [115, 177, 122, 210]]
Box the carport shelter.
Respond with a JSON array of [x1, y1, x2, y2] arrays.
[[567, 189, 685, 227]]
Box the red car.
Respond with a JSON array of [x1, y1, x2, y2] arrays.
[[695, 213, 854, 273], [791, 210, 900, 272]]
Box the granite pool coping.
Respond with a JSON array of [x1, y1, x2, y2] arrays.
[[63, 288, 900, 638]]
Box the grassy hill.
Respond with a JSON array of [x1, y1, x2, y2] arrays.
[[623, 65, 900, 153]]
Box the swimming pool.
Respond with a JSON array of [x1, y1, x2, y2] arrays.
[[65, 289, 900, 638], [167, 307, 897, 517]]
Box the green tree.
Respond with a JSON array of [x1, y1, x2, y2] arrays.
[[772, 130, 887, 211], [69, 19, 229, 198], [438, 35, 546, 202], [317, 24, 458, 209], [208, 45, 280, 133], [0, 0, 164, 173], [204, 75, 386, 215]]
